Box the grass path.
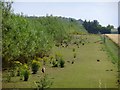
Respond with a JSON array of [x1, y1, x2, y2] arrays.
[[48, 35, 118, 88], [2, 35, 118, 88]]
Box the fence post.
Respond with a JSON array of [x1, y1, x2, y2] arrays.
[[103, 34, 105, 43]]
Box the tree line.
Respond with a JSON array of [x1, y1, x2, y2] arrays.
[[82, 20, 114, 34], [1, 1, 87, 68]]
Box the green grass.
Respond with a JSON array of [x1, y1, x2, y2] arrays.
[[2, 34, 118, 88], [103, 36, 119, 64]]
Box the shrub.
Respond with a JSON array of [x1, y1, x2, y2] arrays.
[[32, 60, 40, 74], [14, 61, 22, 76], [10, 70, 15, 77], [82, 43, 84, 45], [49, 56, 54, 60], [7, 61, 20, 77], [6, 72, 11, 82], [37, 57, 42, 61], [52, 53, 63, 67], [14, 61, 22, 67], [73, 48, 75, 52], [17, 70, 20, 76], [52, 60, 58, 67], [20, 64, 30, 81], [43, 57, 48, 65], [71, 60, 74, 64], [55, 52, 62, 61], [73, 41, 77, 44], [16, 63, 27, 80], [52, 53, 65, 68], [35, 74, 53, 89], [74, 53, 76, 58], [23, 69, 30, 81], [55, 43, 60, 47], [19, 68, 24, 80], [59, 58, 65, 68], [49, 55, 54, 64]]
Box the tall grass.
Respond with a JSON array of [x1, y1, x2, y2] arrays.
[[101, 35, 119, 64]]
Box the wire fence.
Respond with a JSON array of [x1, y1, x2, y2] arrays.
[[100, 34, 119, 64], [100, 33, 120, 88]]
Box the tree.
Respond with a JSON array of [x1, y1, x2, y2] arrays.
[[2, 1, 87, 68], [82, 20, 112, 34]]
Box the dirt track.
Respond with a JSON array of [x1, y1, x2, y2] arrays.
[[105, 34, 120, 46]]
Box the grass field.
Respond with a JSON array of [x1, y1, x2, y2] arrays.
[[2, 34, 118, 88]]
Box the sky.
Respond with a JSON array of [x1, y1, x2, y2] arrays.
[[11, 0, 119, 28]]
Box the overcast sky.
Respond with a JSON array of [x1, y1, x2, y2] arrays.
[[12, 0, 119, 28]]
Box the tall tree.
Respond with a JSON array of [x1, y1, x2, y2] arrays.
[[82, 20, 112, 34]]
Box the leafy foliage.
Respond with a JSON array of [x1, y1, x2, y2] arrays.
[[35, 74, 53, 89], [52, 60, 58, 67], [59, 57, 65, 68], [2, 1, 87, 68], [32, 60, 41, 74], [83, 20, 114, 34], [21, 64, 30, 81], [52, 53, 65, 68], [23, 69, 30, 81], [6, 72, 11, 82]]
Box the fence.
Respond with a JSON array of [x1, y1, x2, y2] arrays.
[[100, 34, 119, 64]]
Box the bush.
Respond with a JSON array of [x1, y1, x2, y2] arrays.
[[23, 69, 30, 81], [82, 43, 84, 45], [32, 60, 40, 74], [52, 53, 62, 67], [73, 48, 75, 52], [74, 53, 76, 58], [10, 70, 15, 77], [55, 52, 62, 61], [35, 74, 53, 89], [52, 60, 58, 67], [43, 57, 48, 65], [14, 61, 22, 76], [20, 64, 30, 81], [6, 72, 11, 82], [52, 53, 65, 68], [19, 68, 24, 80], [49, 55, 54, 64], [17, 70, 20, 76], [59, 58, 65, 68]]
